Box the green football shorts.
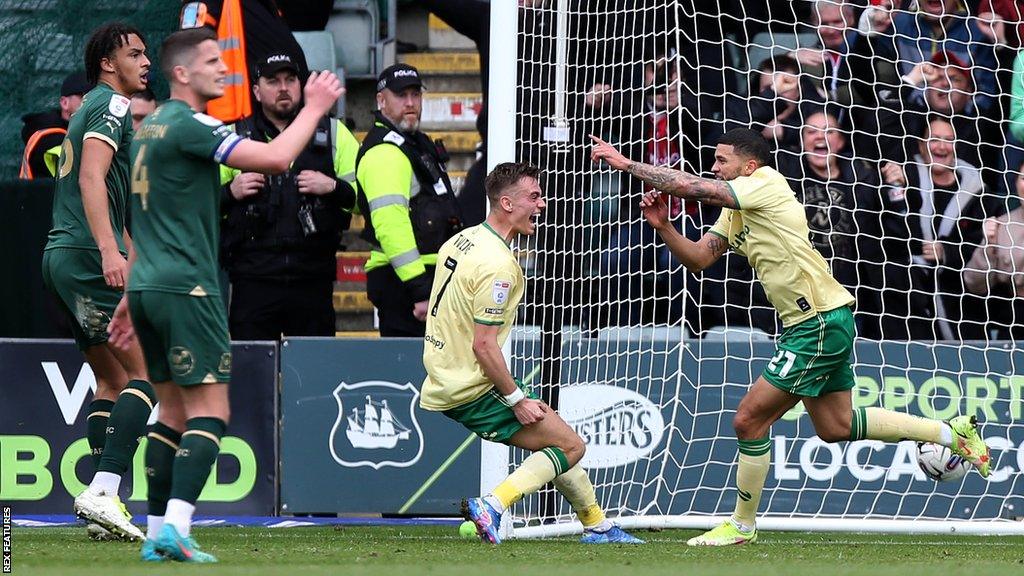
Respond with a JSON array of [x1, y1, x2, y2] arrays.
[[762, 305, 856, 397], [128, 291, 231, 386], [443, 381, 538, 444], [41, 247, 122, 350]]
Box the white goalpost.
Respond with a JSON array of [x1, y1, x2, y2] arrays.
[[486, 0, 1024, 538]]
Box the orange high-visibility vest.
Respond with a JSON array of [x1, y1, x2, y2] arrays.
[[205, 0, 251, 123], [19, 127, 66, 179]]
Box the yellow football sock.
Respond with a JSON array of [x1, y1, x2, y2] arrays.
[[859, 407, 944, 443], [552, 465, 606, 529], [491, 447, 568, 510], [733, 438, 770, 528]]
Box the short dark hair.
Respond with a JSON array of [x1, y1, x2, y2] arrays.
[[84, 22, 145, 85], [159, 28, 217, 81], [751, 54, 799, 96], [485, 162, 541, 205], [760, 54, 799, 75], [717, 128, 772, 167], [924, 113, 953, 135]]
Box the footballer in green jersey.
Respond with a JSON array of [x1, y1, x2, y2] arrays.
[[45, 23, 156, 544], [107, 28, 342, 562]]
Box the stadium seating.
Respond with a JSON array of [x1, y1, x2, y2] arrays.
[[326, 0, 396, 79], [745, 31, 819, 73]]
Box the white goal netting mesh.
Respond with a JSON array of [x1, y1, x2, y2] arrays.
[[501, 0, 1024, 535]]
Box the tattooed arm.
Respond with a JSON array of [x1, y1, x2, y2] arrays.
[[626, 161, 738, 208], [589, 134, 737, 208], [661, 230, 731, 273], [639, 192, 730, 273]]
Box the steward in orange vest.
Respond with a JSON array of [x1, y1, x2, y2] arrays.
[[19, 71, 92, 179], [179, 0, 308, 123]]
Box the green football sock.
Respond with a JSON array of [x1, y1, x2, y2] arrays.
[[98, 380, 156, 475], [145, 422, 182, 516], [170, 417, 227, 505], [86, 399, 115, 468]]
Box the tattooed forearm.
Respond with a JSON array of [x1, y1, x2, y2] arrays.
[[626, 162, 738, 208], [626, 162, 684, 193]]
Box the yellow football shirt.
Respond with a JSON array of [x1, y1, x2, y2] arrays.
[[711, 166, 854, 327], [420, 223, 524, 411]]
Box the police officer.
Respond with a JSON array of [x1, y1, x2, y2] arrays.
[[220, 52, 360, 339], [356, 63, 463, 337]]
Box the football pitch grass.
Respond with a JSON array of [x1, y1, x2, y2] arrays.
[[9, 526, 1024, 575]]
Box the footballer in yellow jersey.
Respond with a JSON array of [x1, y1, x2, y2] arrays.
[[423, 162, 644, 545], [591, 128, 991, 546], [420, 221, 524, 411]]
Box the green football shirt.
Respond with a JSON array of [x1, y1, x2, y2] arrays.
[[45, 82, 134, 253], [127, 100, 242, 296]]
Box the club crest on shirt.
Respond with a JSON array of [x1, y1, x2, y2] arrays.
[[492, 280, 510, 305]]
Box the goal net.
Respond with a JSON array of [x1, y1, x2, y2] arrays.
[[486, 0, 1024, 537]]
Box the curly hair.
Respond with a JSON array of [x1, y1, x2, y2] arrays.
[[84, 22, 145, 85]]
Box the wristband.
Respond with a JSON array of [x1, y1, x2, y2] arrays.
[[503, 387, 526, 407]]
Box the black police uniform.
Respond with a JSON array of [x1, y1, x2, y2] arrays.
[[220, 108, 354, 339]]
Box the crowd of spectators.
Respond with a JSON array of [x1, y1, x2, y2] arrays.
[[580, 0, 1024, 341], [19, 1, 1024, 342]]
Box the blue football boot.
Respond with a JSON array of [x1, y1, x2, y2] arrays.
[[463, 497, 502, 544], [154, 524, 218, 563], [580, 525, 645, 544]]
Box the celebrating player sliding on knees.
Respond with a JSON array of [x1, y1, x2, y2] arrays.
[[591, 130, 991, 546], [419, 162, 643, 545]]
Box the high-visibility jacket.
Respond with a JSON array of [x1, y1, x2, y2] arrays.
[[355, 114, 463, 298], [181, 0, 251, 123], [19, 127, 66, 179]]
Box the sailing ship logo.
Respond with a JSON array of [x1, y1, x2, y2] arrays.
[[329, 380, 424, 469]]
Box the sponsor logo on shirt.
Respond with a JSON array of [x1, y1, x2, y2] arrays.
[[731, 224, 751, 250], [484, 307, 504, 315], [424, 333, 445, 350], [492, 280, 510, 305], [796, 297, 811, 312]]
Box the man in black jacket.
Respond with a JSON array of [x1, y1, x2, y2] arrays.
[[19, 71, 91, 179], [220, 52, 359, 339]]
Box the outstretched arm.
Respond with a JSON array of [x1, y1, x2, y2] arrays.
[[590, 135, 738, 208]]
